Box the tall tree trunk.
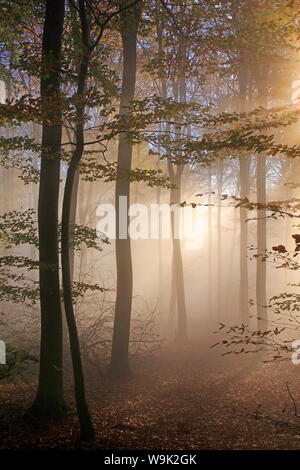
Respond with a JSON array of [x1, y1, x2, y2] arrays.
[[156, 11, 178, 338], [30, 0, 66, 416], [227, 207, 239, 316], [65, 126, 79, 284], [256, 153, 267, 330], [168, 253, 177, 334], [238, 60, 250, 321], [170, 172, 188, 342], [69, 169, 80, 282], [255, 70, 268, 331], [169, 38, 188, 343], [239, 156, 250, 320], [156, 161, 163, 329], [207, 167, 212, 317], [60, 0, 94, 440], [110, 3, 141, 377], [30, 122, 40, 262], [155, 4, 187, 342], [216, 159, 223, 317], [78, 179, 94, 282]]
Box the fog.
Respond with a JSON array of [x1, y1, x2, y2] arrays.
[[1, 0, 300, 452], [1, 135, 298, 359]]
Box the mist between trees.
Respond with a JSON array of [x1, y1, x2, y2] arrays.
[[1, 0, 300, 449]]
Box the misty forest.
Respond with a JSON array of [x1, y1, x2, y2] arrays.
[[2, 0, 300, 452]]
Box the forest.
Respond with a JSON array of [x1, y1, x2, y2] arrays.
[[1, 0, 300, 455]]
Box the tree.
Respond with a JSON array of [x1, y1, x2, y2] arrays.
[[238, 62, 250, 321], [110, 1, 142, 377], [30, 0, 66, 417], [61, 0, 144, 438], [61, 0, 95, 440], [254, 64, 270, 333], [154, 1, 189, 343]]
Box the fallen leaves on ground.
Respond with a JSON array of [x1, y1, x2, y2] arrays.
[[1, 344, 300, 450]]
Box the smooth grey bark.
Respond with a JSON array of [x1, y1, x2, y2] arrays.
[[239, 155, 250, 320], [216, 159, 223, 317], [110, 4, 141, 377], [168, 253, 177, 334], [156, 11, 176, 334], [155, 9, 187, 341], [227, 206, 239, 316], [238, 60, 250, 321], [207, 167, 212, 316], [169, 173, 188, 342], [255, 68, 268, 331], [155, 160, 163, 325], [168, 40, 188, 342], [256, 152, 267, 330]]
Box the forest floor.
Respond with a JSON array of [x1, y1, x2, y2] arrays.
[[1, 340, 300, 450]]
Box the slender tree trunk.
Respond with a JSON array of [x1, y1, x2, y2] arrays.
[[77, 180, 90, 282], [168, 38, 188, 343], [256, 71, 268, 331], [170, 175, 188, 342], [60, 0, 94, 440], [226, 202, 239, 316], [156, 13, 179, 338], [62, 157, 94, 441], [156, 5, 188, 342], [168, 253, 177, 334], [65, 126, 79, 284], [207, 167, 212, 317], [69, 169, 80, 282], [110, 3, 141, 377], [256, 153, 267, 330], [216, 159, 223, 317], [238, 61, 250, 322], [156, 161, 163, 328], [30, 0, 66, 417], [239, 156, 250, 320], [62, 150, 94, 440]]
